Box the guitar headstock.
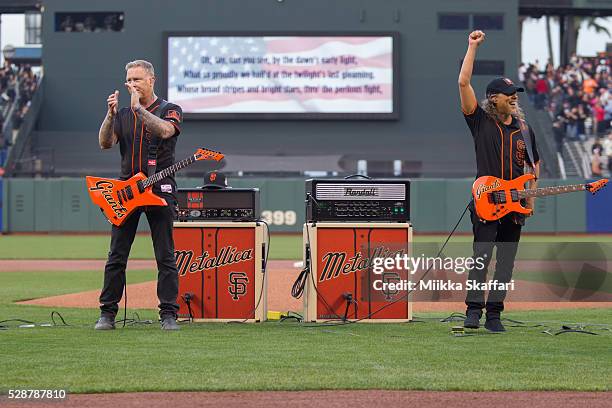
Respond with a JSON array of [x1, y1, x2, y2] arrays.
[[194, 148, 224, 162], [586, 178, 608, 194]]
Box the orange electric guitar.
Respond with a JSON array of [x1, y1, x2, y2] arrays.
[[472, 174, 608, 221], [86, 148, 224, 226]]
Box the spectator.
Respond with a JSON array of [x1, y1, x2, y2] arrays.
[[583, 75, 598, 95], [83, 15, 96, 32], [535, 74, 549, 109], [596, 59, 610, 75], [603, 132, 612, 175], [552, 114, 567, 153], [565, 104, 579, 140], [60, 15, 74, 32], [521, 55, 612, 172], [591, 141, 604, 177], [518, 63, 527, 83], [56, 13, 124, 33], [0, 63, 39, 131], [594, 102, 606, 135]]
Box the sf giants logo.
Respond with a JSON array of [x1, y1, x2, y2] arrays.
[[381, 272, 401, 301], [516, 139, 526, 166], [228, 272, 249, 300], [165, 110, 181, 122]]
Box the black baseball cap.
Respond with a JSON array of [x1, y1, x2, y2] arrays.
[[486, 77, 524, 97], [200, 171, 228, 189]]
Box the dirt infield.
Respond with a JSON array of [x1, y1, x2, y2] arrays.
[[2, 391, 611, 408], [10, 260, 612, 312]]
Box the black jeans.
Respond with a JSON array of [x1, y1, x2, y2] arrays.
[[99, 199, 179, 319], [465, 206, 522, 318]]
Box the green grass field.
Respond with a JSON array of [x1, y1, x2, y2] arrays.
[[0, 270, 611, 392], [2, 233, 612, 260]]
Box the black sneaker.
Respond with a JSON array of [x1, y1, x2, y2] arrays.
[[160, 316, 179, 331], [94, 315, 115, 330], [484, 318, 506, 332], [464, 312, 481, 329]]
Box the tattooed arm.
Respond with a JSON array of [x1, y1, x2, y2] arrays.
[[134, 105, 176, 139], [126, 83, 176, 139]]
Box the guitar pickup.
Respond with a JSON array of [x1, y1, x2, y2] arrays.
[[125, 186, 134, 200], [488, 192, 506, 204], [510, 189, 520, 202]]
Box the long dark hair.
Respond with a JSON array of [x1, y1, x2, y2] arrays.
[[481, 97, 525, 122]]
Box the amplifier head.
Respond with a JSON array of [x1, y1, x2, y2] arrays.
[[175, 188, 260, 222], [305, 178, 410, 222]]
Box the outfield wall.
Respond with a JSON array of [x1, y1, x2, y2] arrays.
[[2, 178, 609, 234]]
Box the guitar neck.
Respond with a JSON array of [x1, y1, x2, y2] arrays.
[[518, 183, 586, 199], [142, 155, 196, 188]]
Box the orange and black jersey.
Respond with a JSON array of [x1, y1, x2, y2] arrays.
[[113, 98, 183, 196], [463, 104, 539, 180]]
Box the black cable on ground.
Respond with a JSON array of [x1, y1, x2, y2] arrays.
[[0, 318, 36, 325], [291, 267, 309, 299], [51, 311, 69, 326]]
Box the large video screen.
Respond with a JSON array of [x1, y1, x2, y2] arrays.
[[164, 33, 398, 119]]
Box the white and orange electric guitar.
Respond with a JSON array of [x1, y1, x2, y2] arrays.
[[472, 174, 608, 221], [86, 148, 224, 226]]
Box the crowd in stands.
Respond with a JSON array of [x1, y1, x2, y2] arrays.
[[0, 64, 40, 173], [57, 13, 124, 32], [519, 56, 612, 178]]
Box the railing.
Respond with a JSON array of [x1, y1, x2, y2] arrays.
[[0, 79, 19, 168], [556, 152, 566, 180], [4, 75, 44, 176], [520, 102, 562, 178], [562, 140, 584, 178]]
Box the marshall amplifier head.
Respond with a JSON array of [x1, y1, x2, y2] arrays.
[[305, 178, 410, 222], [175, 188, 260, 222]]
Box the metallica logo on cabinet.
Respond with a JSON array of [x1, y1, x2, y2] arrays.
[[173, 222, 267, 322]]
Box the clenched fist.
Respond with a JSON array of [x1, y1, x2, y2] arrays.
[[469, 30, 485, 47], [125, 82, 142, 111], [107, 90, 119, 118]]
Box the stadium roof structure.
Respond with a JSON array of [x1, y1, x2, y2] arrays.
[[0, 0, 40, 13], [520, 0, 612, 17], [5, 46, 42, 65]]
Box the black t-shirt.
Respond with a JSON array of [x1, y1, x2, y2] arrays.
[[113, 98, 183, 196], [464, 104, 540, 180]]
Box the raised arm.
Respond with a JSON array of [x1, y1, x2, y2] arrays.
[[127, 83, 176, 139], [458, 31, 485, 115], [99, 90, 119, 149]]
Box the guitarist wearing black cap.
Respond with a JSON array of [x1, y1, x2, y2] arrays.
[[458, 30, 541, 332]]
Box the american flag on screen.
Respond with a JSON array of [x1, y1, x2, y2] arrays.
[[167, 36, 393, 113]]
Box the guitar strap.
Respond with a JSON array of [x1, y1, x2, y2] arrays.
[[515, 119, 538, 226], [518, 119, 536, 174], [147, 100, 169, 178]]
